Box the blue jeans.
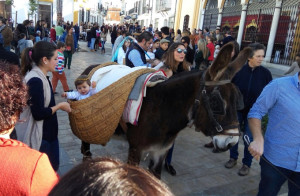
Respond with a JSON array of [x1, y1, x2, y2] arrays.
[[165, 143, 175, 165], [101, 40, 106, 50], [39, 139, 60, 171], [258, 156, 300, 196], [229, 111, 253, 167], [90, 38, 96, 50], [87, 41, 91, 47]]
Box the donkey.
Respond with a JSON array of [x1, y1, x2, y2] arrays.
[[82, 43, 252, 178]]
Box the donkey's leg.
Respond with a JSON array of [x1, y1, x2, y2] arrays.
[[128, 146, 142, 166], [149, 155, 165, 179]]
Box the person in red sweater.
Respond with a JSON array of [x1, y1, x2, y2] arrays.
[[0, 61, 58, 195], [206, 35, 215, 65], [50, 24, 57, 43]]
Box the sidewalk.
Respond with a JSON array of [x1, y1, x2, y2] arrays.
[[53, 40, 288, 196]]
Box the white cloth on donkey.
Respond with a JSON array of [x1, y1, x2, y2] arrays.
[[90, 64, 149, 92]]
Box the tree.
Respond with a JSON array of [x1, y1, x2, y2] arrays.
[[29, 0, 38, 15]]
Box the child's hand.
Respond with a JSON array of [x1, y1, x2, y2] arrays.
[[61, 92, 67, 98], [92, 81, 97, 88]]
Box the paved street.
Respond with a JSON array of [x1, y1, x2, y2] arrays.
[[53, 40, 289, 196]]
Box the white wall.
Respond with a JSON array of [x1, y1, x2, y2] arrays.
[[11, 0, 30, 24], [63, 0, 74, 22]]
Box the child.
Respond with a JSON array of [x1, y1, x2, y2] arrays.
[[35, 30, 41, 42], [17, 33, 27, 57], [61, 75, 97, 160], [52, 42, 71, 94], [151, 39, 160, 53], [155, 38, 169, 60], [26, 35, 34, 48], [214, 45, 220, 59], [61, 75, 97, 100]]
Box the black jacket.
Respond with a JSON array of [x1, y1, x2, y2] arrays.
[[0, 46, 20, 66], [232, 63, 272, 115], [125, 42, 147, 68]]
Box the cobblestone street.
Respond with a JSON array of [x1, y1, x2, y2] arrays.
[[53, 40, 288, 196]]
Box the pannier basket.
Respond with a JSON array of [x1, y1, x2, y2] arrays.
[[68, 62, 153, 145]]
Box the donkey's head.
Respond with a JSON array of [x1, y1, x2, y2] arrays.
[[193, 42, 252, 151]]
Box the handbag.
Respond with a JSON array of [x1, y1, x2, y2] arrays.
[[66, 46, 71, 51]]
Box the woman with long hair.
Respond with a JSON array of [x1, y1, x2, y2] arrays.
[[154, 43, 189, 176], [194, 39, 210, 70], [0, 61, 59, 195], [64, 25, 75, 69], [17, 41, 71, 171], [100, 26, 107, 54]]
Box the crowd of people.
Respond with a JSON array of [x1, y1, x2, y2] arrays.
[[0, 15, 300, 195]]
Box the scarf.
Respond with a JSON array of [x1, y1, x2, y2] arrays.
[[15, 66, 51, 150]]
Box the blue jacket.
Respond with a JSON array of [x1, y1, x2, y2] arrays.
[[232, 62, 272, 115]]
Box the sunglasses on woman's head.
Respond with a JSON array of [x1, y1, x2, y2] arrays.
[[176, 48, 187, 54]]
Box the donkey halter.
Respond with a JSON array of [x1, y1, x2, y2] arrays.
[[192, 72, 240, 136]]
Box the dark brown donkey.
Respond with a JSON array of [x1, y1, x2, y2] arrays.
[[82, 43, 252, 178]]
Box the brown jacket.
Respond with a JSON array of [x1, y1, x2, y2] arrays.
[[1, 26, 13, 47], [65, 34, 75, 53]]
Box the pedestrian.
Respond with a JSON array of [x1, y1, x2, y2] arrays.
[[0, 17, 13, 51], [153, 43, 190, 176], [50, 25, 56, 43], [17, 33, 27, 56], [160, 26, 173, 47], [224, 43, 272, 176], [52, 41, 70, 93], [64, 26, 75, 69], [49, 157, 174, 196], [125, 31, 153, 67], [248, 62, 300, 196], [55, 22, 64, 41], [100, 26, 107, 54], [284, 52, 300, 76], [111, 26, 118, 49], [194, 39, 210, 70], [16, 41, 71, 171], [174, 29, 182, 43], [0, 33, 19, 66], [155, 38, 169, 60], [206, 35, 215, 64], [181, 36, 194, 66], [90, 23, 97, 52], [0, 61, 59, 195]]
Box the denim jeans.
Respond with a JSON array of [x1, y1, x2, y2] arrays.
[[229, 111, 253, 167], [101, 40, 106, 50], [39, 139, 60, 171], [165, 143, 175, 165], [258, 156, 300, 196], [90, 38, 96, 50]]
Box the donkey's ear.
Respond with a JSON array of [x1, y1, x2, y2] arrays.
[[227, 47, 252, 78], [207, 42, 234, 81]]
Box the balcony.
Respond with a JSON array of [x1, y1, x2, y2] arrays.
[[155, 0, 171, 12], [128, 8, 135, 15]]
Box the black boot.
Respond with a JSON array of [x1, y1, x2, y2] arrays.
[[165, 162, 176, 176], [81, 141, 92, 161]]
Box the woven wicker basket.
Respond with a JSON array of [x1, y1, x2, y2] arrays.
[[68, 62, 153, 145]]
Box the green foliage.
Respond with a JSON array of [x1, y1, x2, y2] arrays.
[[5, 0, 14, 5], [29, 0, 38, 15]]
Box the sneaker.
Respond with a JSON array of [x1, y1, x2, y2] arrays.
[[238, 165, 250, 176], [225, 158, 237, 168], [204, 141, 214, 148]]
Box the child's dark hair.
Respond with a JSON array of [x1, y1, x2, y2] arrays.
[[153, 39, 160, 44], [75, 75, 91, 87], [21, 41, 57, 76], [19, 33, 26, 39], [57, 41, 65, 49]]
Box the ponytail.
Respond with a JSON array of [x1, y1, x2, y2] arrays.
[[20, 41, 57, 76], [21, 47, 33, 76]]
